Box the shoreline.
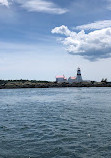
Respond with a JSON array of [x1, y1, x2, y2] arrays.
[[0, 80, 111, 89]]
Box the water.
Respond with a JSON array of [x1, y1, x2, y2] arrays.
[[0, 87, 111, 158]]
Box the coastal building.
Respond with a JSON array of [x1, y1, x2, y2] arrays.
[[76, 67, 83, 83], [56, 75, 67, 83], [68, 68, 83, 83], [56, 68, 83, 83], [68, 77, 76, 83]]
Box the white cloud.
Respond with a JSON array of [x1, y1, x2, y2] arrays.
[[0, 0, 9, 7], [75, 20, 111, 30], [51, 25, 71, 36], [52, 25, 111, 60], [0, 0, 68, 14], [16, 0, 68, 14]]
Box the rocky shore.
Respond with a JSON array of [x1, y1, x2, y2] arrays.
[[0, 80, 111, 89]]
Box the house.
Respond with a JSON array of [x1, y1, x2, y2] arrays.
[[68, 77, 76, 83], [56, 75, 67, 83], [56, 68, 84, 83]]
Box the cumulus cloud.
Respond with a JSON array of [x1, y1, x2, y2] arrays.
[[0, 0, 9, 7], [75, 20, 111, 30], [52, 25, 111, 60], [51, 25, 71, 36], [16, 0, 68, 14]]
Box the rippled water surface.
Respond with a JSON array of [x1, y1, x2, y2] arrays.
[[0, 88, 111, 158]]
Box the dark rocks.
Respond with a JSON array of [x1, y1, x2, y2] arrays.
[[0, 80, 111, 89]]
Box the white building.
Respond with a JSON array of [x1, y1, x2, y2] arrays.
[[56, 75, 67, 83], [76, 67, 82, 83], [56, 68, 83, 83], [68, 77, 76, 83], [68, 68, 83, 83]]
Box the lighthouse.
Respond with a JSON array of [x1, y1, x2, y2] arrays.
[[76, 67, 82, 82]]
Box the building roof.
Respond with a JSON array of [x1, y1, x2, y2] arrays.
[[56, 75, 67, 80], [56, 76, 65, 78], [69, 77, 76, 79]]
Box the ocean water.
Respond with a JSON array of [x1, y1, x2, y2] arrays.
[[0, 87, 111, 158]]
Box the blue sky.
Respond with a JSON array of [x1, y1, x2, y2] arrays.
[[0, 0, 111, 81]]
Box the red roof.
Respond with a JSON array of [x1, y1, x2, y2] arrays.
[[70, 77, 76, 79], [56, 76, 65, 78]]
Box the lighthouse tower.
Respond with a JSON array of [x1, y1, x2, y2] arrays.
[[76, 67, 82, 82]]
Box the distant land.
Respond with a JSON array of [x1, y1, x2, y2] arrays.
[[0, 80, 111, 89]]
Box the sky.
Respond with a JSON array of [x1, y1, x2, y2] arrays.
[[0, 0, 111, 81]]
